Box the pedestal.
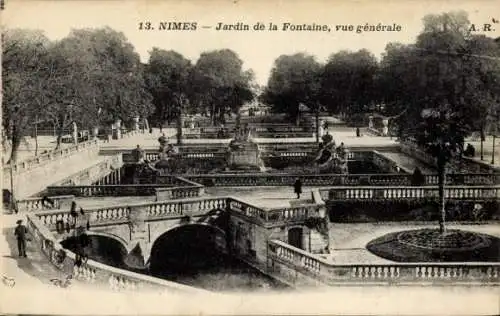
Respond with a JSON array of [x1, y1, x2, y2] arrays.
[[72, 122, 78, 145], [368, 116, 374, 129], [382, 119, 389, 136], [133, 116, 140, 131]]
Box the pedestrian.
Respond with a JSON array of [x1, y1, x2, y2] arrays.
[[14, 219, 28, 257], [294, 178, 303, 199]]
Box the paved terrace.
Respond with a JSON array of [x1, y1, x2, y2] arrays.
[[73, 186, 325, 209], [99, 127, 399, 149]]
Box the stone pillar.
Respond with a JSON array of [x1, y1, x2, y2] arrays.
[[72, 122, 78, 145], [92, 127, 99, 140], [368, 116, 374, 129], [133, 116, 140, 131], [382, 119, 389, 136], [124, 205, 149, 269]]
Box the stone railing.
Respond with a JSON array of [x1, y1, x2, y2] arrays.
[[3, 139, 100, 175], [183, 173, 499, 187], [46, 184, 173, 197], [267, 239, 499, 285], [50, 154, 123, 186], [155, 177, 205, 201], [34, 194, 323, 230], [319, 185, 500, 202], [47, 175, 203, 198], [15, 195, 75, 213], [25, 213, 208, 294], [35, 197, 230, 229]]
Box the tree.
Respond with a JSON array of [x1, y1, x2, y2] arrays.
[[262, 53, 322, 125], [48, 27, 153, 147], [191, 49, 254, 125], [145, 49, 192, 143], [321, 49, 379, 117], [409, 11, 480, 234], [2, 29, 52, 162]]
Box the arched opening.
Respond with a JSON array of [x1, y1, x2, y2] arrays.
[[288, 227, 303, 250], [149, 224, 227, 279], [60, 234, 127, 269]]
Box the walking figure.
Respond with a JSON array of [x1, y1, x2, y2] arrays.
[[294, 178, 303, 199], [14, 220, 28, 257]]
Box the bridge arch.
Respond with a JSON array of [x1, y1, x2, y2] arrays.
[[85, 231, 130, 251], [60, 232, 128, 268], [148, 222, 227, 276]]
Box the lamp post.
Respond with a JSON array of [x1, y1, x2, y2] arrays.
[[492, 135, 496, 165]]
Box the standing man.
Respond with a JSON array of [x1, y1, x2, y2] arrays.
[[14, 220, 28, 257], [294, 178, 303, 199]]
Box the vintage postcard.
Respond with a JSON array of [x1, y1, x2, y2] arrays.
[[1, 0, 499, 314]]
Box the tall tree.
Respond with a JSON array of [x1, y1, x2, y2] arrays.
[[49, 27, 153, 147], [2, 29, 52, 162], [409, 11, 479, 233], [262, 53, 322, 125], [191, 49, 254, 126], [321, 49, 379, 116], [145, 48, 192, 144]]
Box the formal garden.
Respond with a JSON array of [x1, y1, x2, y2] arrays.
[[3, 10, 500, 291]]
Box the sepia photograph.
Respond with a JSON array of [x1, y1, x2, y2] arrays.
[[1, 0, 499, 314]]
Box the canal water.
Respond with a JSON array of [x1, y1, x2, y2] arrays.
[[63, 233, 289, 292], [148, 251, 289, 292]]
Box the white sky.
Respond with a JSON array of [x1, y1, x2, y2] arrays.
[[3, 0, 500, 85]]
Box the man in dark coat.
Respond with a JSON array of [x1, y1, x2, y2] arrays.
[[294, 178, 303, 199], [14, 220, 28, 257]]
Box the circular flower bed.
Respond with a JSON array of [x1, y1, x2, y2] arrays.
[[366, 229, 500, 262]]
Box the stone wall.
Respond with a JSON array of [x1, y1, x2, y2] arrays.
[[4, 141, 101, 199]]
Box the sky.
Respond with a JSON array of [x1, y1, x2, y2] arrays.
[[3, 0, 500, 85]]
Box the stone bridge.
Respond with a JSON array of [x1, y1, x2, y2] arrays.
[[31, 192, 329, 272]]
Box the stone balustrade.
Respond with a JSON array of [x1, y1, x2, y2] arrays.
[[25, 214, 208, 293], [35, 197, 231, 229], [319, 185, 500, 202], [34, 194, 324, 231], [51, 154, 123, 186], [266, 205, 318, 224], [15, 195, 75, 213], [47, 184, 173, 197], [183, 173, 499, 187], [268, 239, 500, 285], [155, 183, 205, 201], [3, 139, 100, 174]]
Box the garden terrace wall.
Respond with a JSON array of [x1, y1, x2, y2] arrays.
[[326, 200, 500, 222], [3, 139, 99, 174], [267, 239, 500, 286], [155, 176, 205, 200], [182, 173, 499, 187], [4, 140, 102, 199], [25, 214, 209, 294], [319, 185, 500, 202], [34, 195, 323, 231], [46, 176, 202, 198], [15, 195, 75, 213], [400, 138, 499, 173], [50, 154, 123, 186]]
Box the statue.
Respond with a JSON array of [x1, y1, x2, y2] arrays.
[[131, 144, 145, 163], [227, 123, 263, 171], [314, 137, 349, 174]]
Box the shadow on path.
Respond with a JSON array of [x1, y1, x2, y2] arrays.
[[2, 227, 69, 286]]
